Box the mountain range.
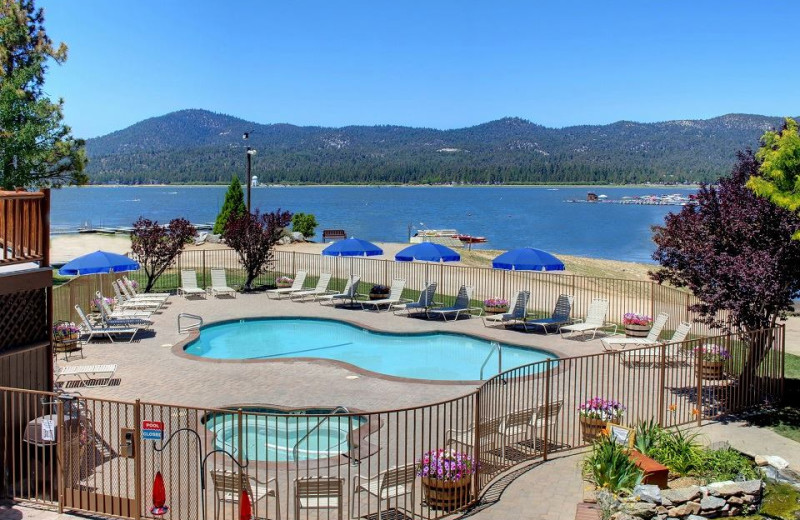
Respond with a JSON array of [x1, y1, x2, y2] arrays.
[[84, 109, 793, 185]]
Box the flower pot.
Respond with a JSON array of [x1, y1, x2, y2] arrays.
[[421, 475, 472, 510], [624, 323, 651, 338], [484, 305, 509, 315], [580, 416, 618, 443], [701, 361, 725, 380], [369, 292, 389, 300], [276, 282, 293, 288]]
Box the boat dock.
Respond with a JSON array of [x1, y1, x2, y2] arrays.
[[565, 193, 694, 206]]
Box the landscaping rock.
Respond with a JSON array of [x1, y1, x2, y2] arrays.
[[634, 485, 662, 504], [727, 496, 743, 505], [686, 516, 708, 520], [706, 481, 740, 497], [668, 502, 701, 516], [610, 513, 638, 520], [699, 495, 726, 510], [726, 506, 741, 516], [755, 455, 789, 470], [662, 487, 702, 504], [737, 479, 763, 496], [290, 231, 305, 242], [627, 502, 657, 518]]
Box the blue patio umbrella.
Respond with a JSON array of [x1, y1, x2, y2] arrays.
[[58, 250, 140, 276], [321, 238, 383, 257], [492, 248, 565, 271], [395, 242, 461, 262]]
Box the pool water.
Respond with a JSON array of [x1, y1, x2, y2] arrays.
[[204, 408, 367, 462], [184, 317, 554, 380]]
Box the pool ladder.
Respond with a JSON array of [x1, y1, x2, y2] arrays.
[[177, 313, 203, 333], [291, 406, 349, 462], [479, 342, 502, 380]]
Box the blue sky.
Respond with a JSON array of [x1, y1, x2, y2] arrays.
[[41, 1, 800, 138]]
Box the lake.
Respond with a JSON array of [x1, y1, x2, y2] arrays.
[[50, 185, 697, 263]]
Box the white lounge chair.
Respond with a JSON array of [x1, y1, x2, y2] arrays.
[[291, 273, 333, 301], [483, 291, 530, 328], [210, 469, 280, 520], [266, 270, 308, 299], [75, 305, 138, 343], [96, 291, 152, 319], [620, 322, 693, 367], [96, 293, 153, 329], [113, 281, 164, 310], [559, 298, 614, 340], [350, 463, 416, 519], [178, 269, 207, 298], [523, 294, 574, 333], [391, 281, 438, 315], [601, 312, 669, 351], [360, 279, 406, 311], [55, 364, 118, 387], [318, 275, 360, 306], [207, 268, 236, 298], [122, 276, 170, 299], [426, 285, 482, 321]]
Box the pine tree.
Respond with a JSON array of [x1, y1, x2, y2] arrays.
[[213, 175, 246, 234], [0, 0, 87, 188]]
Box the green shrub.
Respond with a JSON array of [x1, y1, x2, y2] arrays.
[[291, 212, 318, 238], [633, 419, 663, 456], [696, 447, 758, 482], [647, 428, 702, 476], [584, 434, 643, 493]]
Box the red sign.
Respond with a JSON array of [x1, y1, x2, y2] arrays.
[[142, 421, 164, 431]]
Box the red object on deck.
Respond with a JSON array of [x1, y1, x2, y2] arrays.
[[456, 234, 487, 243]]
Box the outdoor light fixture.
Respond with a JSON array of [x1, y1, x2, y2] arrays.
[[243, 132, 257, 213]]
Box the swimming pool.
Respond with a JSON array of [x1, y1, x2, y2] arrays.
[[204, 407, 367, 462], [184, 317, 554, 381]]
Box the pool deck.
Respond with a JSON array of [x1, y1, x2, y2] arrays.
[[61, 292, 610, 409]]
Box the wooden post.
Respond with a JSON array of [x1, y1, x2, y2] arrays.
[[42, 189, 54, 392]]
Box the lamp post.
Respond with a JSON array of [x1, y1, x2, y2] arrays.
[[243, 132, 257, 213]]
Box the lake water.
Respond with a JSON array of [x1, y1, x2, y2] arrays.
[[50, 185, 696, 263]]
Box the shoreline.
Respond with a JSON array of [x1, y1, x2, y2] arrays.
[[58, 183, 701, 189]]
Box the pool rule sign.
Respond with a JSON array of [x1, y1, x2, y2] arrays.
[[142, 421, 164, 441]]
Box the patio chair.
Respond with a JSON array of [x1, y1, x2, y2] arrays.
[[290, 272, 333, 301], [360, 279, 406, 311], [318, 275, 361, 306], [601, 312, 669, 351], [482, 291, 530, 328], [523, 294, 575, 334], [266, 270, 308, 299], [350, 463, 416, 519], [75, 304, 138, 343], [426, 285, 482, 321], [295, 476, 343, 520], [123, 276, 170, 299], [113, 281, 164, 310], [96, 291, 153, 319], [559, 298, 615, 340], [178, 269, 207, 298], [620, 322, 693, 367], [391, 281, 438, 315], [207, 268, 236, 298], [54, 363, 118, 387], [210, 469, 281, 520], [97, 296, 153, 329]]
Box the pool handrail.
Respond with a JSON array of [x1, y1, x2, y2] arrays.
[[291, 406, 350, 462], [479, 342, 502, 380]]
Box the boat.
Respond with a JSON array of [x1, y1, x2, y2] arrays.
[[410, 229, 487, 245], [455, 234, 488, 244]]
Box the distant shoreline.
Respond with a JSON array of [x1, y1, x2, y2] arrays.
[[63, 183, 701, 189]]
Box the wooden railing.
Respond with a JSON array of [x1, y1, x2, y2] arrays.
[[0, 189, 49, 267]]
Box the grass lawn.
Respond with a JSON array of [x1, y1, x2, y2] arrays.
[[744, 352, 800, 443]]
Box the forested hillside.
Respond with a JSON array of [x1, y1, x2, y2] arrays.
[[84, 110, 791, 184]]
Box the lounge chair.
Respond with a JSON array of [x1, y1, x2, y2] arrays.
[[75, 305, 138, 343], [601, 312, 669, 351], [426, 285, 482, 321], [266, 270, 308, 299], [351, 463, 416, 519], [96, 291, 152, 319], [96, 292, 153, 329], [318, 275, 361, 306], [523, 294, 575, 333], [54, 364, 118, 387], [483, 291, 530, 328], [178, 269, 207, 299], [121, 276, 170, 300], [620, 322, 693, 367], [559, 298, 615, 340], [294, 476, 343, 520], [391, 281, 438, 315], [113, 281, 164, 310], [291, 272, 333, 301], [209, 469, 281, 520], [360, 279, 406, 311], [207, 268, 236, 298]]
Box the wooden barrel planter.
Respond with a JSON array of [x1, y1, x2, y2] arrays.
[[624, 324, 651, 338], [275, 281, 293, 288], [580, 417, 618, 443], [369, 292, 389, 300], [484, 305, 509, 315], [421, 475, 472, 510], [701, 361, 725, 380]]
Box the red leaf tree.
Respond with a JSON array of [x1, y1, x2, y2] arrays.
[[223, 209, 292, 291], [131, 217, 196, 292], [651, 150, 800, 385]]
